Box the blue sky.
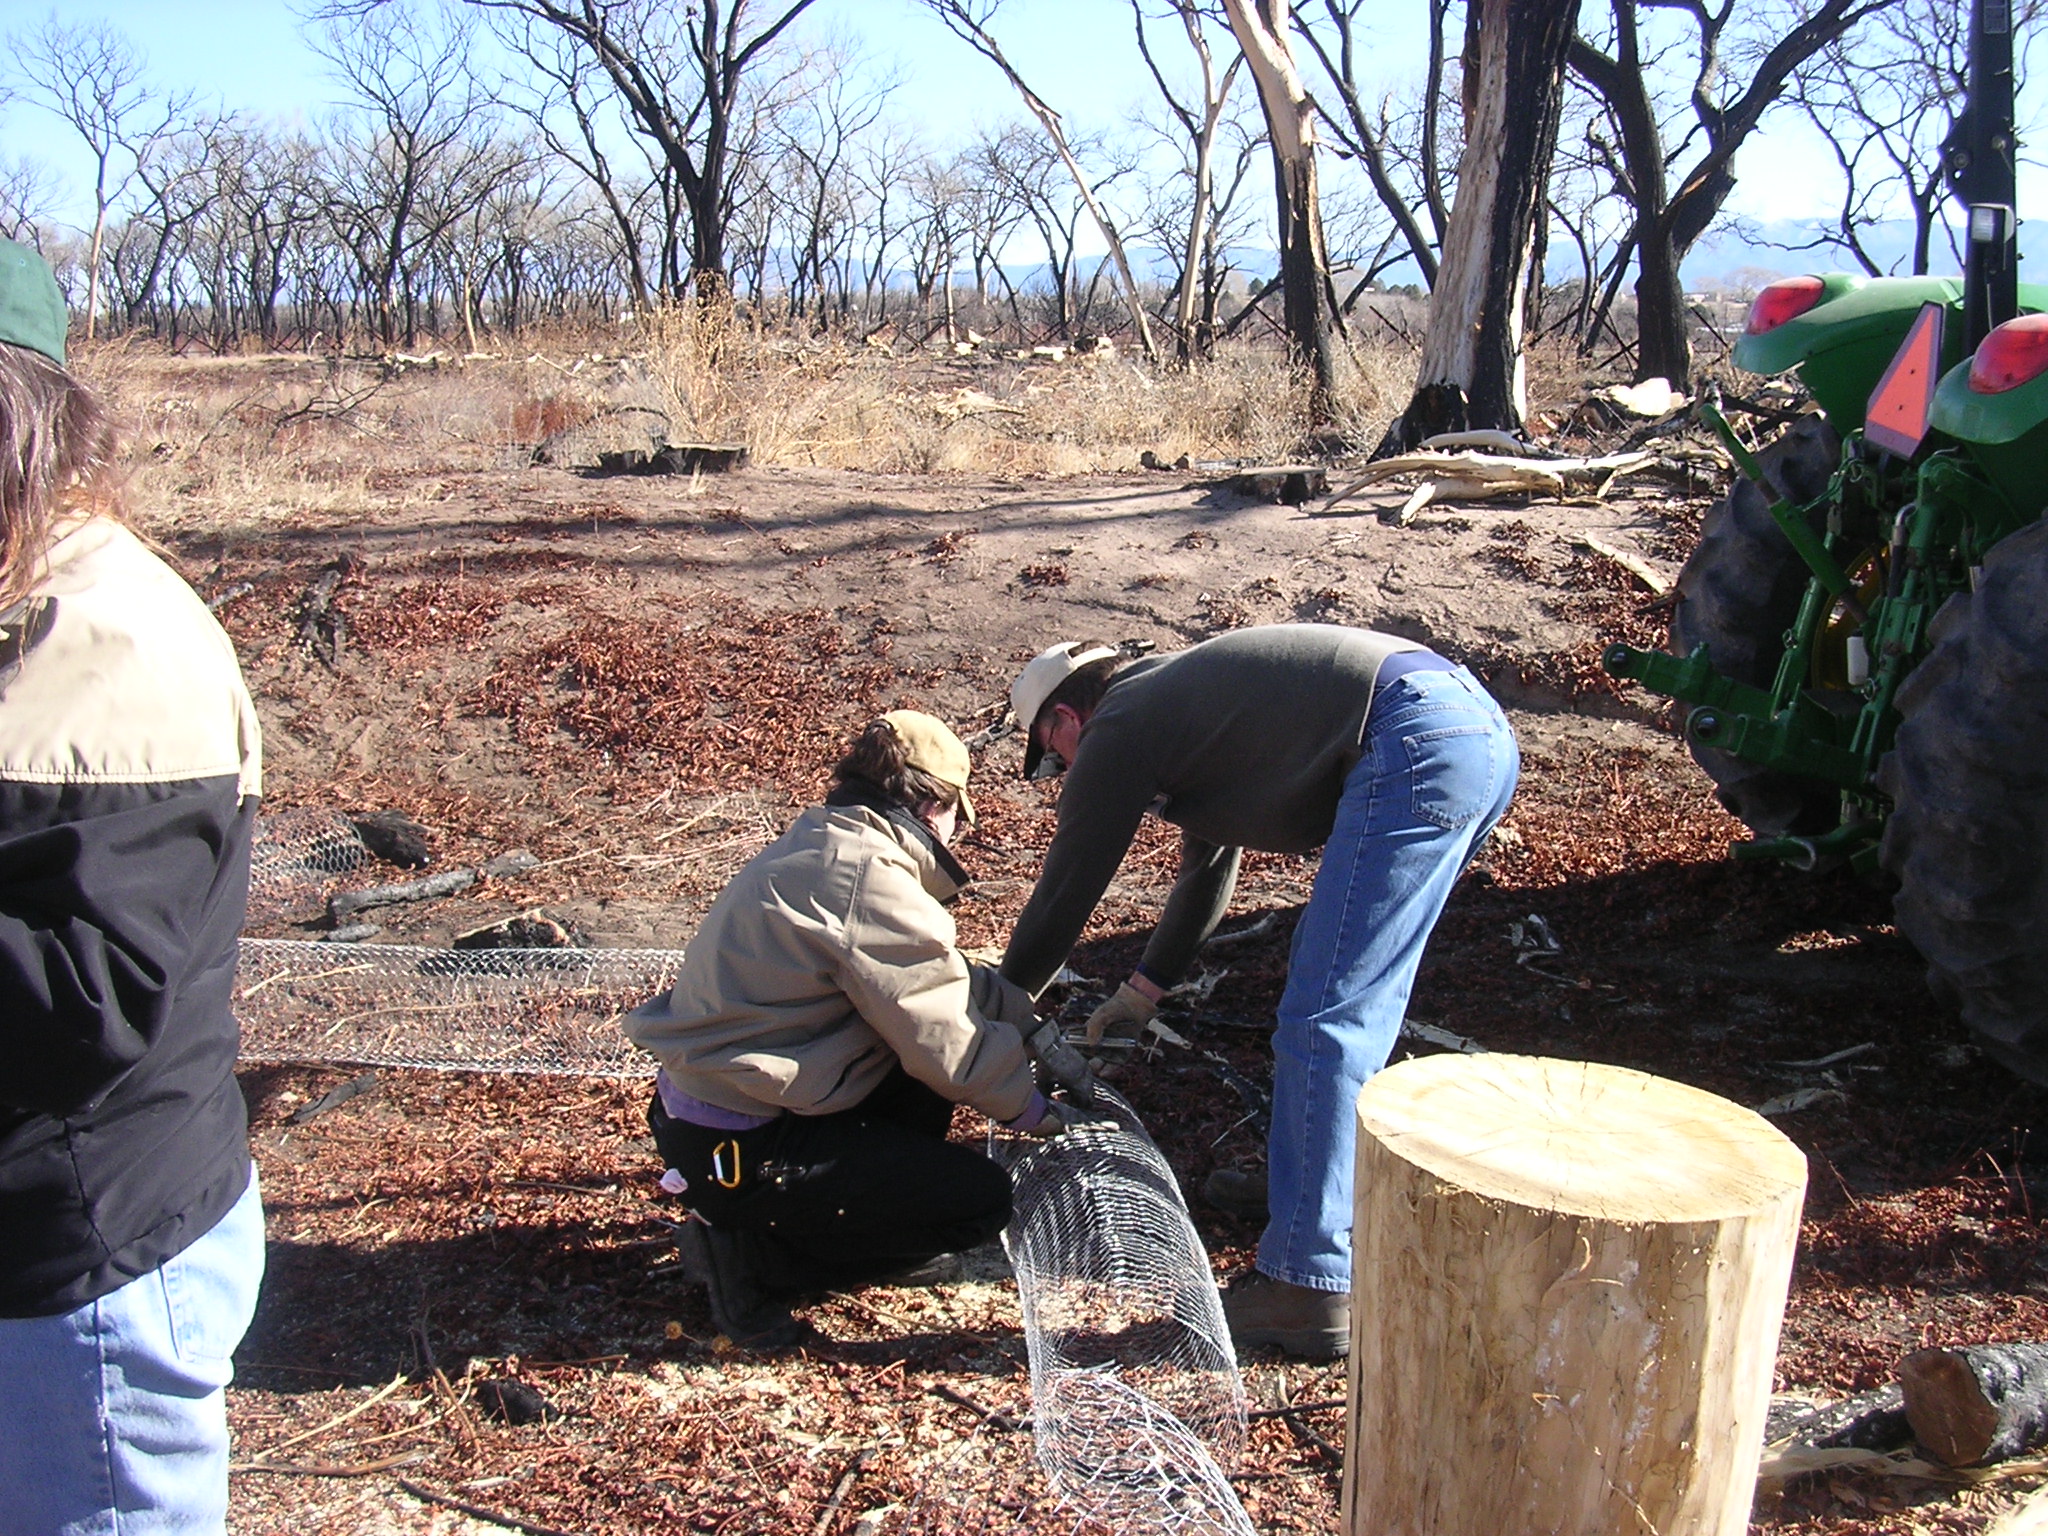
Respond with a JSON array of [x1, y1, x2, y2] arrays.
[[0, 0, 1408, 147], [0, 0, 2036, 287]]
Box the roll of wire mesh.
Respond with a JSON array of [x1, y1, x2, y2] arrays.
[[996, 1092, 1253, 1536]]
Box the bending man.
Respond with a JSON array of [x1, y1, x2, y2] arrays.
[[1000, 625, 1517, 1359]]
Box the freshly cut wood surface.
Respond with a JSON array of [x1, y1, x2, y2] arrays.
[[1346, 1053, 1808, 1536], [1358, 1052, 1809, 1222]]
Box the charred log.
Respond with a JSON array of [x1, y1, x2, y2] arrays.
[[1902, 1343, 2048, 1467]]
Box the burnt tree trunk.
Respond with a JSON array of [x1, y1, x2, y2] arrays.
[[1273, 146, 1337, 415], [1633, 218, 1694, 397], [1376, 0, 1579, 457], [1902, 1343, 2048, 1467], [1225, 0, 1340, 423], [1569, 0, 1886, 391]]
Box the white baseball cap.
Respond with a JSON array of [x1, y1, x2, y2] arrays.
[[1011, 642, 1119, 776]]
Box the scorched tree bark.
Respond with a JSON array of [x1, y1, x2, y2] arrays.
[[1222, 0, 1341, 422], [1569, 0, 1894, 390], [1378, 0, 1579, 455]]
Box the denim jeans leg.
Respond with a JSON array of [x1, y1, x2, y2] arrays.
[[0, 1169, 266, 1536], [1260, 670, 1518, 1292]]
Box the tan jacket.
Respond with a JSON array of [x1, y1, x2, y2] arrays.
[[625, 799, 1037, 1122]]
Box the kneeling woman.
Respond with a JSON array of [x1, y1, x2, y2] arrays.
[[627, 711, 1076, 1347]]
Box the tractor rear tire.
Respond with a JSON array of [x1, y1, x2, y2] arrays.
[[1878, 516, 2048, 1086], [1669, 415, 1842, 836]]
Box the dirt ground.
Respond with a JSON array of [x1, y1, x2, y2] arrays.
[[182, 438, 2048, 1533]]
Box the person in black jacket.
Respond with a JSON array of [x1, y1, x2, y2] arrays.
[[0, 237, 266, 1534]]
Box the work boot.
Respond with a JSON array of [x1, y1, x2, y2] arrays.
[[1203, 1167, 1269, 1221], [674, 1220, 814, 1350], [1223, 1271, 1349, 1360], [869, 1252, 965, 1288]]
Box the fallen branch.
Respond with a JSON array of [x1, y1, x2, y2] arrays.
[[1989, 1481, 2048, 1535], [1751, 1086, 1847, 1118], [296, 557, 358, 669], [1767, 1383, 1911, 1452], [330, 850, 538, 920], [1399, 1018, 1488, 1054], [1317, 449, 1654, 516], [1773, 1041, 1879, 1071], [1719, 389, 1811, 428], [1756, 1441, 2048, 1487], [810, 1448, 875, 1536], [231, 1450, 427, 1477], [290, 1070, 380, 1125], [250, 1372, 408, 1459], [1417, 429, 1541, 456], [929, 1382, 1029, 1435], [1202, 913, 1287, 952], [1393, 482, 1435, 527], [1246, 1399, 1346, 1420], [331, 868, 477, 919], [1571, 533, 1674, 595], [1278, 1405, 1342, 1466], [1197, 1048, 1271, 1130], [394, 1478, 580, 1536]]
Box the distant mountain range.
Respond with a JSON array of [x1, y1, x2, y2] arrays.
[[979, 214, 2044, 301], [1681, 215, 2047, 294]]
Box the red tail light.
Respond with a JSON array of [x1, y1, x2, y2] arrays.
[[1968, 314, 2048, 394], [1745, 276, 1826, 335]]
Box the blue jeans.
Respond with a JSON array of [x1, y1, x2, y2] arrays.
[[1260, 668, 1517, 1291], [0, 1170, 265, 1536]]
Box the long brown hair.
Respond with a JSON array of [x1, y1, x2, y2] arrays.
[[0, 341, 118, 611], [832, 719, 962, 816]]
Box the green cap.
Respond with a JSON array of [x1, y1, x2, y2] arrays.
[[0, 238, 67, 364]]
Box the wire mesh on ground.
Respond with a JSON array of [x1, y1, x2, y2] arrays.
[[978, 1099, 1254, 1536], [236, 940, 675, 1075], [248, 808, 375, 924], [245, 813, 1256, 1532]]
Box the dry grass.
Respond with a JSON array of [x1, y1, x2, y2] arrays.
[[641, 299, 1402, 473], [71, 304, 1436, 533]]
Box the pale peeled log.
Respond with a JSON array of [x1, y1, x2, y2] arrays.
[[1344, 1053, 1807, 1536]]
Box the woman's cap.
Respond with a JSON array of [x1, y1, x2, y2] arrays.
[[0, 239, 67, 365], [1011, 642, 1118, 776], [882, 709, 976, 826]]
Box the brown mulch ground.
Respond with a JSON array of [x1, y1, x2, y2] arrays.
[[189, 456, 2048, 1534]]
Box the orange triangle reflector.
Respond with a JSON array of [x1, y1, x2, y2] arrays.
[[1863, 302, 1944, 459]]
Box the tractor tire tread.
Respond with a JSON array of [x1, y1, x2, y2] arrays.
[[1668, 415, 1843, 836], [1878, 515, 2048, 1084]]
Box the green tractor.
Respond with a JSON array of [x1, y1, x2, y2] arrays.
[[1602, 0, 2048, 1082]]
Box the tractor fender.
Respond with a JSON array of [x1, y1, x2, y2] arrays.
[[1931, 342, 2048, 445], [1734, 275, 2048, 433]]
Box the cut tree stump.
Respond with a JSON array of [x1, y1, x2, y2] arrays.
[[1900, 1343, 2048, 1467], [1345, 1053, 1808, 1536]]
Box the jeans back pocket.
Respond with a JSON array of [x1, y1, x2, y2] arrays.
[[1403, 722, 1504, 831]]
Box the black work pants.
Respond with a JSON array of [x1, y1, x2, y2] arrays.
[[647, 1067, 1012, 1294]]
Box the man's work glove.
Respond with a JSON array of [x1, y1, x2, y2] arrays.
[[1083, 980, 1160, 1060], [1025, 1021, 1099, 1104]]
